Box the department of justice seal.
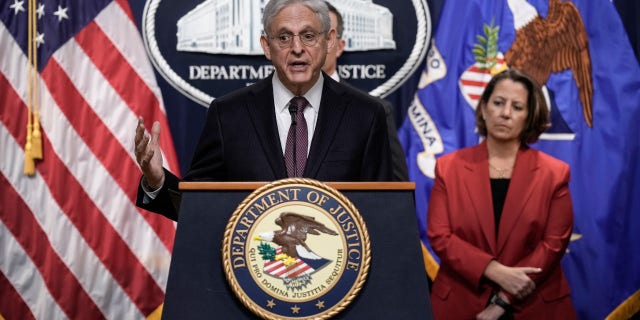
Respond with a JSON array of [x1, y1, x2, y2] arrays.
[[222, 178, 370, 319]]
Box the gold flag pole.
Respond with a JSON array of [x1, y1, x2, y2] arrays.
[[31, 0, 42, 160], [24, 0, 35, 175]]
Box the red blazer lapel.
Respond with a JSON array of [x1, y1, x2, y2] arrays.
[[496, 147, 539, 256], [463, 142, 497, 254]]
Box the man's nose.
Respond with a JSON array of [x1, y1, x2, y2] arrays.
[[290, 36, 304, 52]]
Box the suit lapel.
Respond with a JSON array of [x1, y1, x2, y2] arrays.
[[304, 77, 347, 178], [463, 143, 498, 254], [245, 76, 288, 179], [496, 147, 538, 255]]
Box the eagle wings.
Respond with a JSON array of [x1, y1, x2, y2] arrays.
[[270, 212, 338, 259], [505, 0, 594, 127]]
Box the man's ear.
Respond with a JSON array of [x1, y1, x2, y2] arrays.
[[260, 35, 272, 61], [335, 39, 346, 58], [326, 29, 337, 51]]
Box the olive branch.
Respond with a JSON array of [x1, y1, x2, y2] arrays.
[[473, 19, 500, 71], [257, 242, 276, 261]]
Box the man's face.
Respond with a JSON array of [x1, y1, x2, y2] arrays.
[[323, 11, 346, 76], [260, 3, 335, 95]]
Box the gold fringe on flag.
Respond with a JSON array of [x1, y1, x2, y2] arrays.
[[30, 0, 42, 160], [24, 0, 35, 175], [24, 0, 42, 175]]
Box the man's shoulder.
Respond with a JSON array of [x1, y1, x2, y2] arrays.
[[328, 78, 385, 111], [212, 76, 272, 106]]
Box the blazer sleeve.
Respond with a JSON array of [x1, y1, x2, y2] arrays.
[[512, 164, 574, 286], [427, 157, 496, 288], [136, 168, 181, 221]]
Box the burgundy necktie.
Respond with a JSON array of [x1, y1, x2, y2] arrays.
[[284, 97, 309, 177]]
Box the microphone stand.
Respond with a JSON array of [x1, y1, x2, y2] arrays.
[[288, 103, 298, 177]]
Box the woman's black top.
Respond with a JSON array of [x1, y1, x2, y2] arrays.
[[489, 178, 514, 319], [490, 178, 511, 234]]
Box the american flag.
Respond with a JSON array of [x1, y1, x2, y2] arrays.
[[262, 247, 331, 279], [263, 248, 316, 279], [0, 0, 180, 318]]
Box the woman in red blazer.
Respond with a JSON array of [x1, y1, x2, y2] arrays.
[[428, 69, 576, 319]]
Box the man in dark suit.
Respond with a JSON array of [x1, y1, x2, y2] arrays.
[[323, 1, 408, 181], [134, 0, 392, 221]]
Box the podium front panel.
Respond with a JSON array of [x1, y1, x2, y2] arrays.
[[163, 188, 433, 319]]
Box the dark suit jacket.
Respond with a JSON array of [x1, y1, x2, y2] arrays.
[[137, 74, 392, 220], [379, 97, 409, 181], [340, 80, 408, 181], [427, 141, 576, 319]]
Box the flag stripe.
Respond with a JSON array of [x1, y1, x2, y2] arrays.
[[0, 220, 67, 320], [51, 38, 176, 254], [285, 263, 313, 278], [0, 243, 36, 320], [96, 2, 165, 117], [41, 61, 140, 210], [93, 1, 177, 178], [42, 56, 174, 252], [0, 75, 142, 319], [75, 21, 180, 176], [1, 26, 171, 291], [0, 79, 163, 316], [0, 81, 145, 318], [113, 0, 135, 22], [0, 175, 105, 319], [1, 0, 179, 317], [459, 78, 487, 87]]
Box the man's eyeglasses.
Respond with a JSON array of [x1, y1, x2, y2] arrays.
[[268, 31, 324, 48]]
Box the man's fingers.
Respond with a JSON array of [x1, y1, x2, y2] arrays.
[[140, 148, 155, 167], [135, 131, 150, 160], [150, 121, 161, 147], [135, 117, 145, 145]]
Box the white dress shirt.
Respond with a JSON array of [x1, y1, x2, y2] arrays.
[[272, 72, 323, 156]]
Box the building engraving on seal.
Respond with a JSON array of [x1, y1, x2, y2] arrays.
[[222, 179, 370, 319], [177, 0, 395, 55]]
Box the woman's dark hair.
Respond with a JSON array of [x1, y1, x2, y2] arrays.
[[475, 69, 550, 145]]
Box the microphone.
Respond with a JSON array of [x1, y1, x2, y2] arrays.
[[288, 103, 298, 125]]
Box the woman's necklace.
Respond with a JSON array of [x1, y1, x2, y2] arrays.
[[489, 162, 512, 178]]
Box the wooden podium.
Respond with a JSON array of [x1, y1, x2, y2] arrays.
[[162, 181, 433, 319]]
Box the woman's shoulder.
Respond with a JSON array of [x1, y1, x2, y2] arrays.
[[436, 144, 484, 169], [524, 148, 571, 179], [527, 148, 569, 169]]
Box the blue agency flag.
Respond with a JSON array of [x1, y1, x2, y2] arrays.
[[398, 0, 640, 318]]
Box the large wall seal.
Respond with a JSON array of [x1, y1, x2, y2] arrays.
[[222, 178, 370, 319], [142, 0, 431, 106]]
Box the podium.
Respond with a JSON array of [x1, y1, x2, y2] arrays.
[[162, 181, 433, 319]]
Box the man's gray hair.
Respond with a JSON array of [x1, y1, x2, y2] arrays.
[[262, 0, 331, 35]]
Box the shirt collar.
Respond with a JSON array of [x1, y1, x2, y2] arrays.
[[273, 72, 324, 114], [328, 70, 340, 82]]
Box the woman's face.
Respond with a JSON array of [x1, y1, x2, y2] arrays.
[[481, 79, 529, 144]]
